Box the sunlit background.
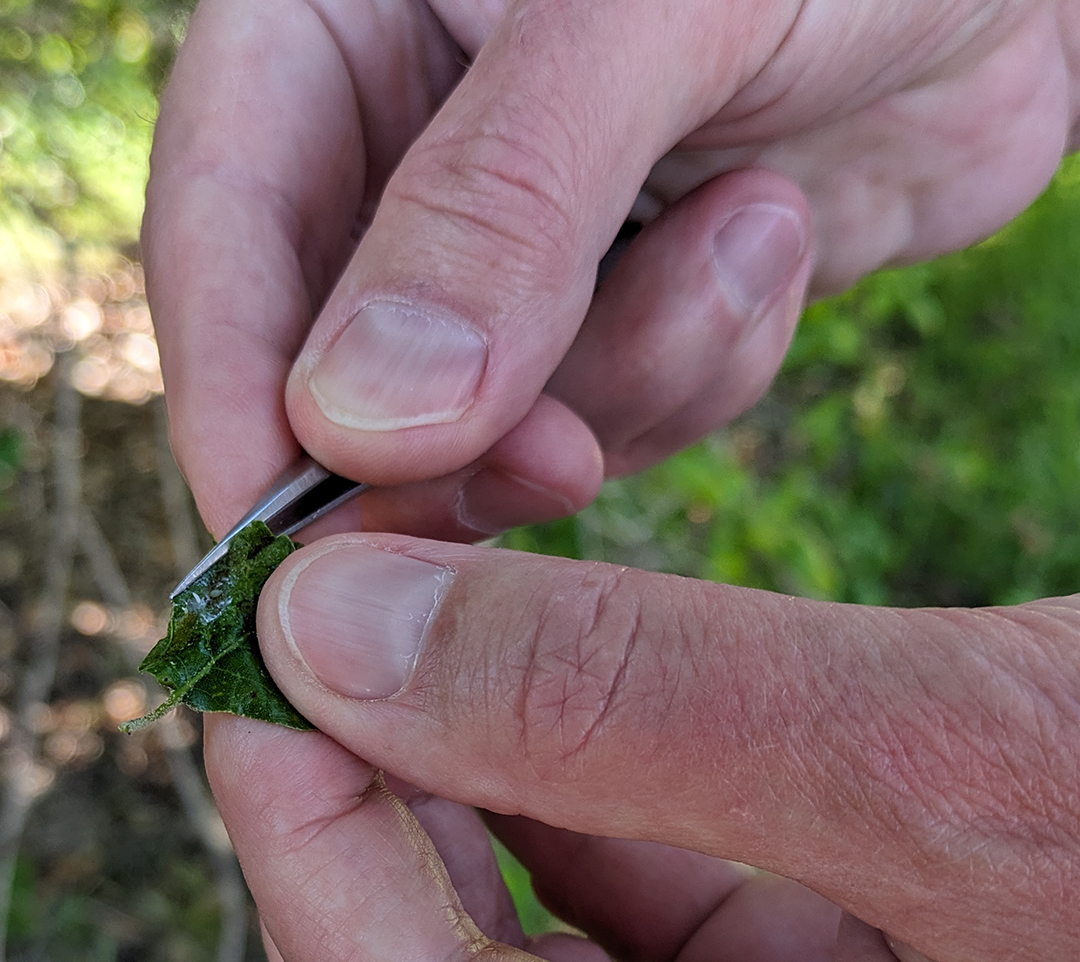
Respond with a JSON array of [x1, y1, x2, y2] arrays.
[[2, 0, 1080, 959]]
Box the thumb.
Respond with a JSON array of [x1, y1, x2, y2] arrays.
[[257, 535, 1075, 961], [284, 0, 789, 485]]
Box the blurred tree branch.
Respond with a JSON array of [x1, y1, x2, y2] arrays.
[[0, 351, 81, 962], [72, 403, 248, 962]]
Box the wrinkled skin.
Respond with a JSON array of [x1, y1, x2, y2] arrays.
[[143, 0, 1080, 959]]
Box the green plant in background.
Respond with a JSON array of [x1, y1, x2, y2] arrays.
[[0, 427, 21, 512], [1, 0, 185, 273], [4, 0, 1080, 952], [492, 840, 560, 936], [506, 154, 1080, 612]]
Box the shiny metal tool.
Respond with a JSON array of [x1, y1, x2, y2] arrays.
[[169, 455, 370, 599]]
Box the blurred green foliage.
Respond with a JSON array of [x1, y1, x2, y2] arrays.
[[5, 0, 1078, 615], [0, 426, 21, 509], [1, 0, 187, 273], [493, 840, 559, 936], [506, 155, 1080, 611], [4, 0, 1080, 953], [9, 850, 224, 962]]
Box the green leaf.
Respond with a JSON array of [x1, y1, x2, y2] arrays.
[[120, 520, 314, 733], [0, 427, 23, 472]]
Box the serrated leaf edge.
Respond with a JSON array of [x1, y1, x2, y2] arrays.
[[118, 632, 245, 733]]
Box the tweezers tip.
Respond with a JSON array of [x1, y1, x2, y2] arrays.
[[169, 538, 229, 600]]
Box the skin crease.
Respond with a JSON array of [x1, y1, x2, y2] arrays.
[[140, 0, 1080, 959], [239, 536, 1080, 961]]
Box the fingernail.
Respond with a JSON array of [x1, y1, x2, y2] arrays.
[[712, 204, 805, 317], [279, 544, 453, 699], [456, 469, 577, 535], [308, 301, 487, 430]]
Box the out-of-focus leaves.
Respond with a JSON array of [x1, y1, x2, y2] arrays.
[[6, 0, 1080, 951], [512, 154, 1080, 609], [1, 0, 189, 273], [0, 425, 22, 511], [0, 426, 22, 471]]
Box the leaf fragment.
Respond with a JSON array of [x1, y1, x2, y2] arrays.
[[121, 521, 314, 733]]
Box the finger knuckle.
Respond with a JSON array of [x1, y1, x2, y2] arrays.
[[389, 109, 582, 292], [513, 565, 646, 776]]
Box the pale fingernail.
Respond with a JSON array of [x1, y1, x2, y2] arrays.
[[280, 544, 452, 699], [308, 301, 488, 430], [712, 204, 805, 317]]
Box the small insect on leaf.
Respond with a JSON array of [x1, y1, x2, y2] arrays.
[[120, 521, 314, 733]]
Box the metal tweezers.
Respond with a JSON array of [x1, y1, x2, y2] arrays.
[[170, 455, 370, 599]]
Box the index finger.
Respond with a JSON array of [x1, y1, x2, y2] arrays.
[[143, 0, 456, 536], [203, 715, 547, 962]]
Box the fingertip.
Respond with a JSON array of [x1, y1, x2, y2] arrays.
[[884, 935, 934, 962], [286, 364, 484, 487], [457, 396, 604, 535], [201, 711, 290, 798], [549, 168, 814, 472], [678, 873, 841, 962], [528, 932, 613, 962], [202, 710, 373, 822], [260, 920, 286, 962], [832, 914, 902, 962], [288, 386, 603, 539], [284, 295, 498, 484], [280, 0, 732, 489], [488, 395, 605, 498], [223, 746, 491, 961], [204, 702, 493, 962]]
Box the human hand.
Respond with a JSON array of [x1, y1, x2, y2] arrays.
[[203, 534, 1080, 961], [146, 2, 1080, 958], [143, 0, 1080, 541]]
